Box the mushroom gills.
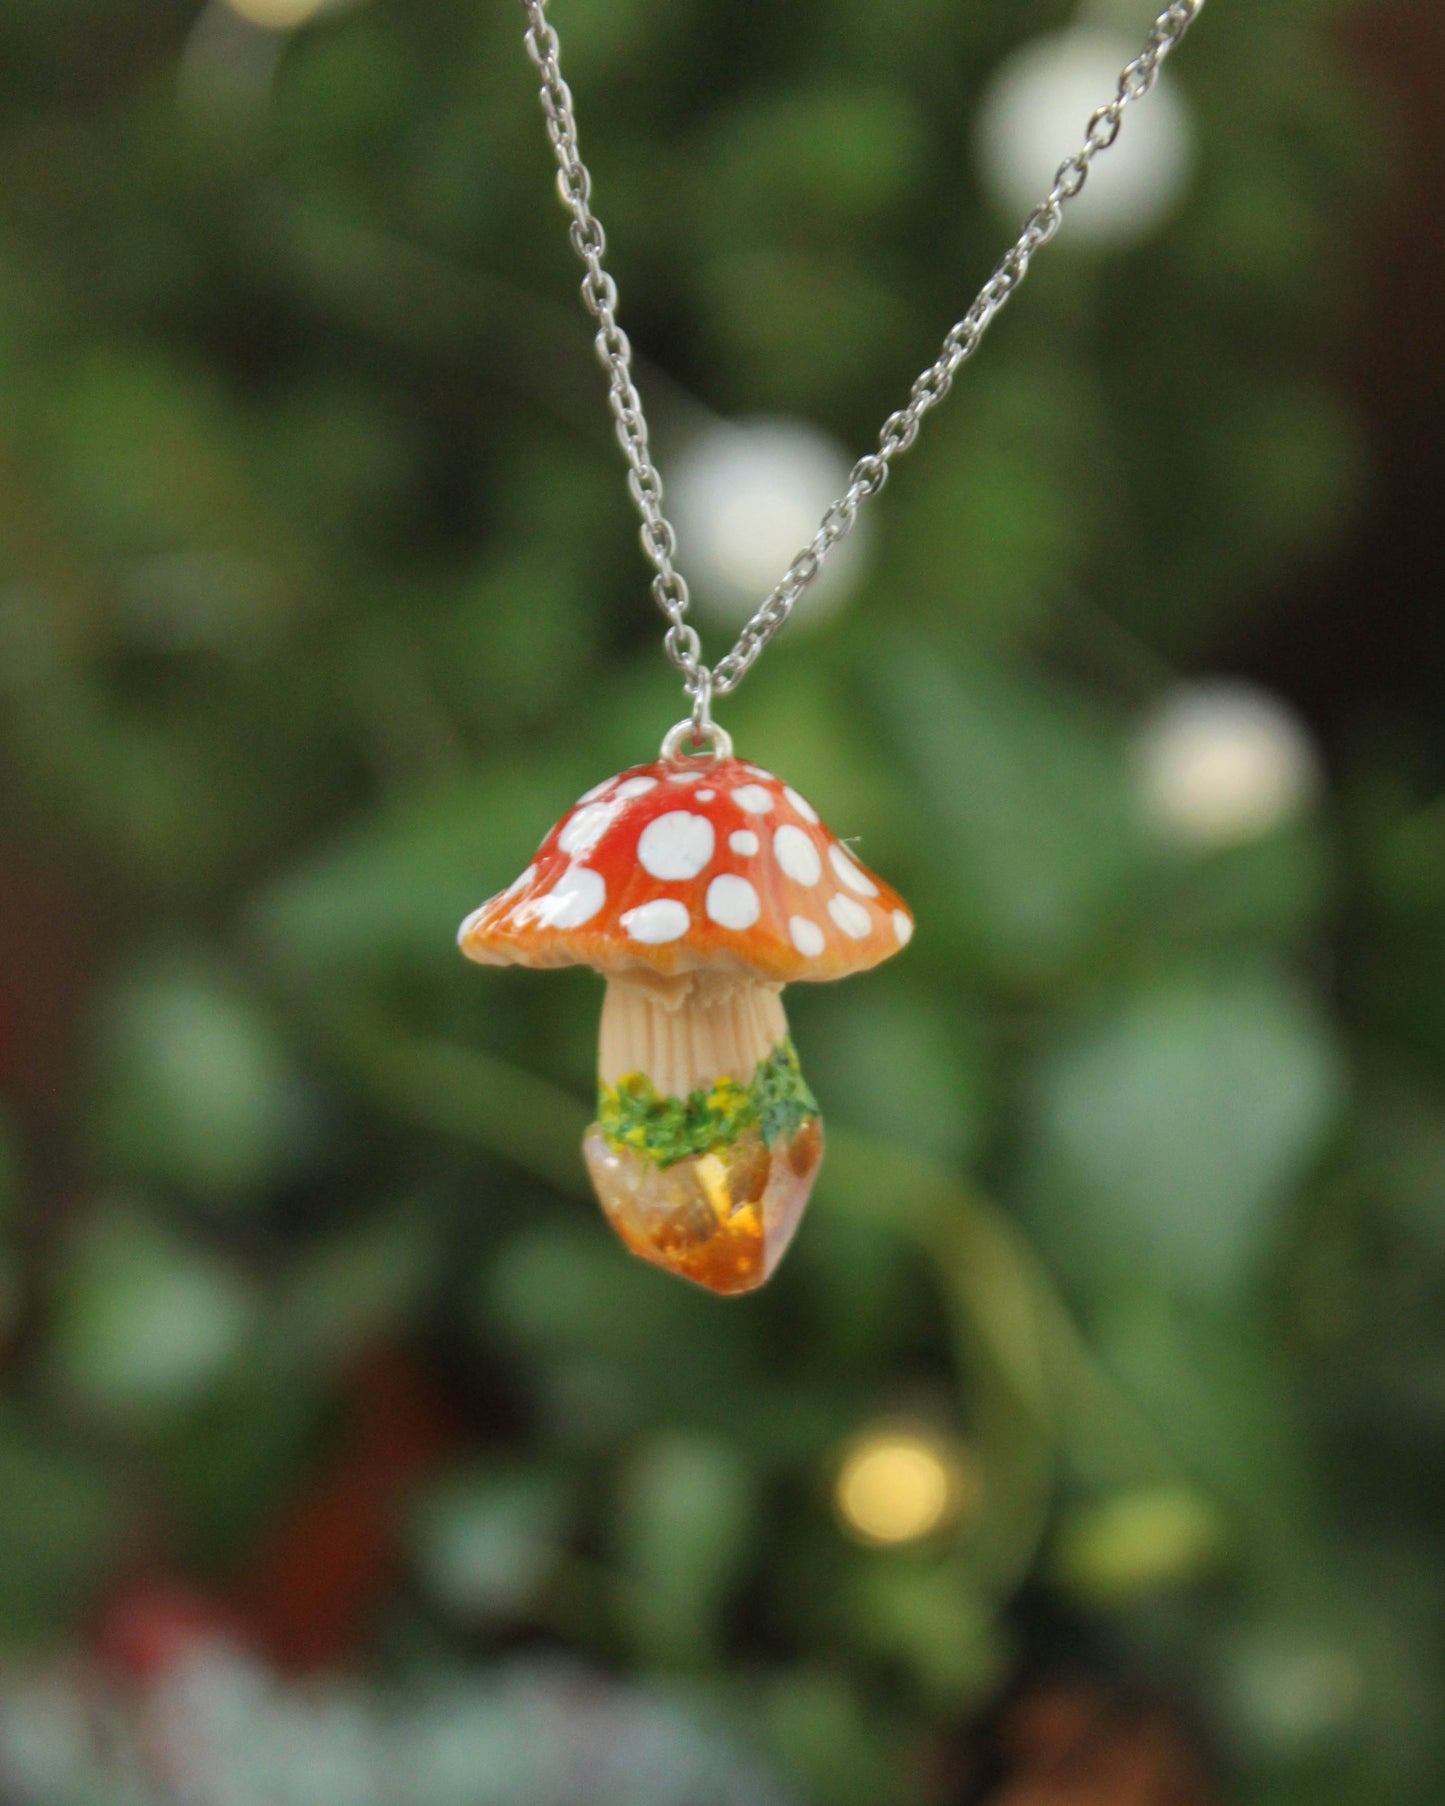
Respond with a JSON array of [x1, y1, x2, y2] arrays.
[[587, 978, 824, 1296]]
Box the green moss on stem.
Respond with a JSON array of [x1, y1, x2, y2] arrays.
[[597, 1037, 819, 1169]]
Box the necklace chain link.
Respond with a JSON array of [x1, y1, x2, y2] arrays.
[[519, 0, 1206, 729]]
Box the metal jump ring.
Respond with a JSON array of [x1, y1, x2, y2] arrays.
[[689, 666, 714, 739], [660, 716, 734, 766]]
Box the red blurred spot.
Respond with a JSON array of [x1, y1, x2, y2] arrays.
[[986, 1685, 1215, 1806], [242, 1348, 455, 1671], [0, 834, 101, 1114], [96, 1580, 242, 1683]]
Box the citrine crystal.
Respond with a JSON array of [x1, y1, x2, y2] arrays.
[[584, 1115, 823, 1296]]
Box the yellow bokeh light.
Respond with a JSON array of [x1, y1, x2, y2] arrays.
[[835, 1429, 974, 1547], [222, 0, 329, 30]]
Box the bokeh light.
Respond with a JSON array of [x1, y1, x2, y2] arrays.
[[0, 3, 1434, 1800], [1134, 679, 1323, 846], [1220, 1628, 1368, 1757], [834, 1427, 978, 1547], [221, 0, 331, 29], [975, 29, 1195, 244], [1056, 1485, 1226, 1606], [668, 418, 869, 629]]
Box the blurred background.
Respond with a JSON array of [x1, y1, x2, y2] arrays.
[[0, 0, 1442, 1801]]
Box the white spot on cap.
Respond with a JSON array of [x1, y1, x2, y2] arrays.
[[558, 802, 618, 858], [893, 909, 914, 946], [577, 777, 616, 805], [744, 765, 775, 781], [829, 844, 878, 896], [732, 784, 774, 815], [783, 785, 819, 824], [613, 775, 660, 801], [637, 811, 715, 881], [471, 864, 537, 916], [696, 788, 716, 801], [775, 824, 822, 887], [828, 894, 872, 939], [521, 866, 606, 930], [789, 916, 826, 957], [729, 829, 760, 857], [666, 770, 702, 784], [706, 874, 761, 931], [622, 898, 691, 944], [467, 870, 539, 941]]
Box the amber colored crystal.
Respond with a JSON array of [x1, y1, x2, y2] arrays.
[[583, 1117, 824, 1296]]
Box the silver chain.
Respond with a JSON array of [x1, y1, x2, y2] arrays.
[[519, 0, 1207, 737]]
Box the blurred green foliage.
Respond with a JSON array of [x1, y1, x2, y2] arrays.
[[0, 2, 1439, 1804]]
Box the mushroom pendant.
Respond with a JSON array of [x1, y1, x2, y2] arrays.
[[458, 726, 913, 1296]]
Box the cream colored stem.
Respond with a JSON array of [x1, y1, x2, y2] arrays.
[[599, 978, 787, 1097]]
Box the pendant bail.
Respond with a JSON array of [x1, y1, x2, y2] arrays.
[[660, 719, 733, 765], [660, 669, 732, 765]]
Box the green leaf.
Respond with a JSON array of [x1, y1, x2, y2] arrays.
[[1026, 973, 1346, 1299], [50, 1204, 257, 1422], [884, 357, 1112, 648], [281, 1206, 438, 1367], [792, 980, 987, 1166], [1054, 1485, 1227, 1607], [616, 1432, 758, 1667], [0, 1411, 129, 1649], [249, 763, 594, 977], [481, 1229, 765, 1449], [410, 1466, 571, 1622], [92, 955, 309, 1202], [700, 84, 927, 233], [1088, 1294, 1313, 1543], [847, 1554, 1004, 1709], [699, 247, 915, 411], [759, 1669, 912, 1806], [41, 348, 248, 555], [871, 641, 1141, 976]]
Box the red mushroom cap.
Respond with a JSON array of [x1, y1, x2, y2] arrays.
[[458, 755, 913, 987]]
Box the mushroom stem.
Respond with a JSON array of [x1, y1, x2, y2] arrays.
[[589, 975, 822, 1295], [599, 977, 787, 1098]]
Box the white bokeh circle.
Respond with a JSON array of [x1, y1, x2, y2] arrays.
[[220, 0, 363, 26], [975, 29, 1196, 246], [668, 418, 870, 631], [1134, 680, 1323, 848]]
